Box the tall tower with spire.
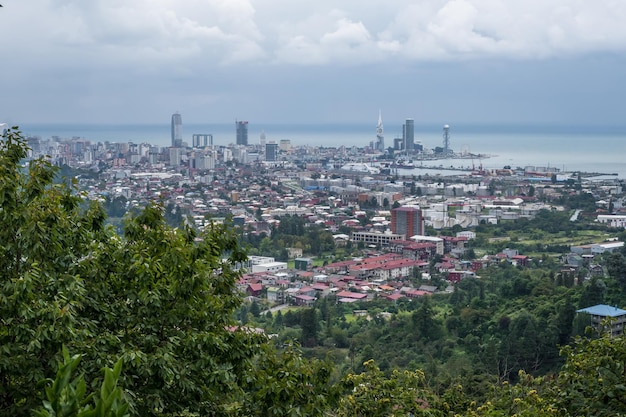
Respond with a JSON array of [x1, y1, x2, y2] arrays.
[[375, 110, 384, 151]]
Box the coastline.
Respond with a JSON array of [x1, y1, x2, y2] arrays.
[[14, 122, 626, 179]]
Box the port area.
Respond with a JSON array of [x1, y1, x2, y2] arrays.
[[373, 154, 617, 178]]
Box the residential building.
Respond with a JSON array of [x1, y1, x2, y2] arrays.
[[169, 147, 183, 167], [192, 134, 212, 148], [596, 215, 626, 228], [351, 231, 404, 246], [294, 257, 313, 271], [576, 304, 626, 336], [279, 139, 291, 151], [391, 206, 424, 238]]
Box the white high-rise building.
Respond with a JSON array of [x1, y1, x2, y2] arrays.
[[192, 134, 212, 148], [260, 130, 266, 148], [375, 110, 384, 151]]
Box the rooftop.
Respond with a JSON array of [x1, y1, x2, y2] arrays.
[[577, 304, 626, 317]]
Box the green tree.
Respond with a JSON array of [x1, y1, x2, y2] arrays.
[[300, 308, 319, 347], [77, 204, 265, 416], [508, 311, 541, 374], [467, 334, 626, 417], [250, 300, 261, 318], [411, 297, 442, 341], [607, 252, 626, 289], [273, 310, 284, 328], [242, 344, 336, 416], [0, 128, 108, 415], [336, 360, 443, 416], [552, 333, 626, 416], [0, 129, 265, 416], [33, 347, 129, 417], [579, 278, 607, 308]]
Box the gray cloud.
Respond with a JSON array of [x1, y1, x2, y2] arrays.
[[1, 0, 625, 125], [4, 0, 626, 67]]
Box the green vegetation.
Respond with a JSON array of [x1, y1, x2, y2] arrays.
[[242, 215, 336, 260], [2, 126, 626, 416]]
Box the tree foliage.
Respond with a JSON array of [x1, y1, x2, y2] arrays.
[[0, 128, 108, 415], [336, 360, 443, 416], [0, 129, 264, 416], [241, 343, 336, 416], [33, 347, 129, 417], [465, 334, 626, 416]]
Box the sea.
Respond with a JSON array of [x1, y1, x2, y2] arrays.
[[16, 122, 626, 179]]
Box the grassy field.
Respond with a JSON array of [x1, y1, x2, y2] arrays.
[[514, 229, 611, 246]]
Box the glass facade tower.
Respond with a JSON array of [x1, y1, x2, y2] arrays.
[[236, 120, 248, 146], [171, 112, 183, 147]]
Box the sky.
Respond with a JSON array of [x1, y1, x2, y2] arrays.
[[1, 0, 626, 127]]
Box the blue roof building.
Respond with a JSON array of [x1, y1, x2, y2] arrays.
[[577, 304, 626, 336]]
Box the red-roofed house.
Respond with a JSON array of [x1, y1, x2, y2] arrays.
[[336, 291, 368, 300], [405, 289, 429, 298], [246, 283, 264, 297], [294, 294, 316, 306], [383, 293, 405, 302], [447, 270, 475, 283], [512, 255, 530, 267], [297, 286, 317, 298]]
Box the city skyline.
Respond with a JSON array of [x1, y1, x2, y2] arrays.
[[1, 1, 626, 127]]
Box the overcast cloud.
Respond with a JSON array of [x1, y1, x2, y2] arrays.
[[1, 0, 625, 125]]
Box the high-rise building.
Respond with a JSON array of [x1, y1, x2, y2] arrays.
[[394, 137, 404, 151], [194, 150, 216, 170], [236, 120, 248, 146], [279, 139, 291, 151], [391, 206, 423, 238], [260, 130, 266, 148], [375, 110, 384, 151], [265, 142, 278, 161], [169, 147, 183, 167], [171, 112, 183, 147], [403, 118, 414, 153], [443, 124, 451, 154], [192, 134, 212, 148]]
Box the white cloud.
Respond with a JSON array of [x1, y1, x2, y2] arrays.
[[1, 0, 626, 125], [2, 0, 626, 71]]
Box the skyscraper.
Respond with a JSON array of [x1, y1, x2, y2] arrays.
[[375, 110, 384, 151], [171, 112, 183, 147], [236, 120, 248, 146], [260, 130, 266, 148], [391, 206, 423, 238], [403, 118, 414, 153], [265, 142, 278, 161]]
